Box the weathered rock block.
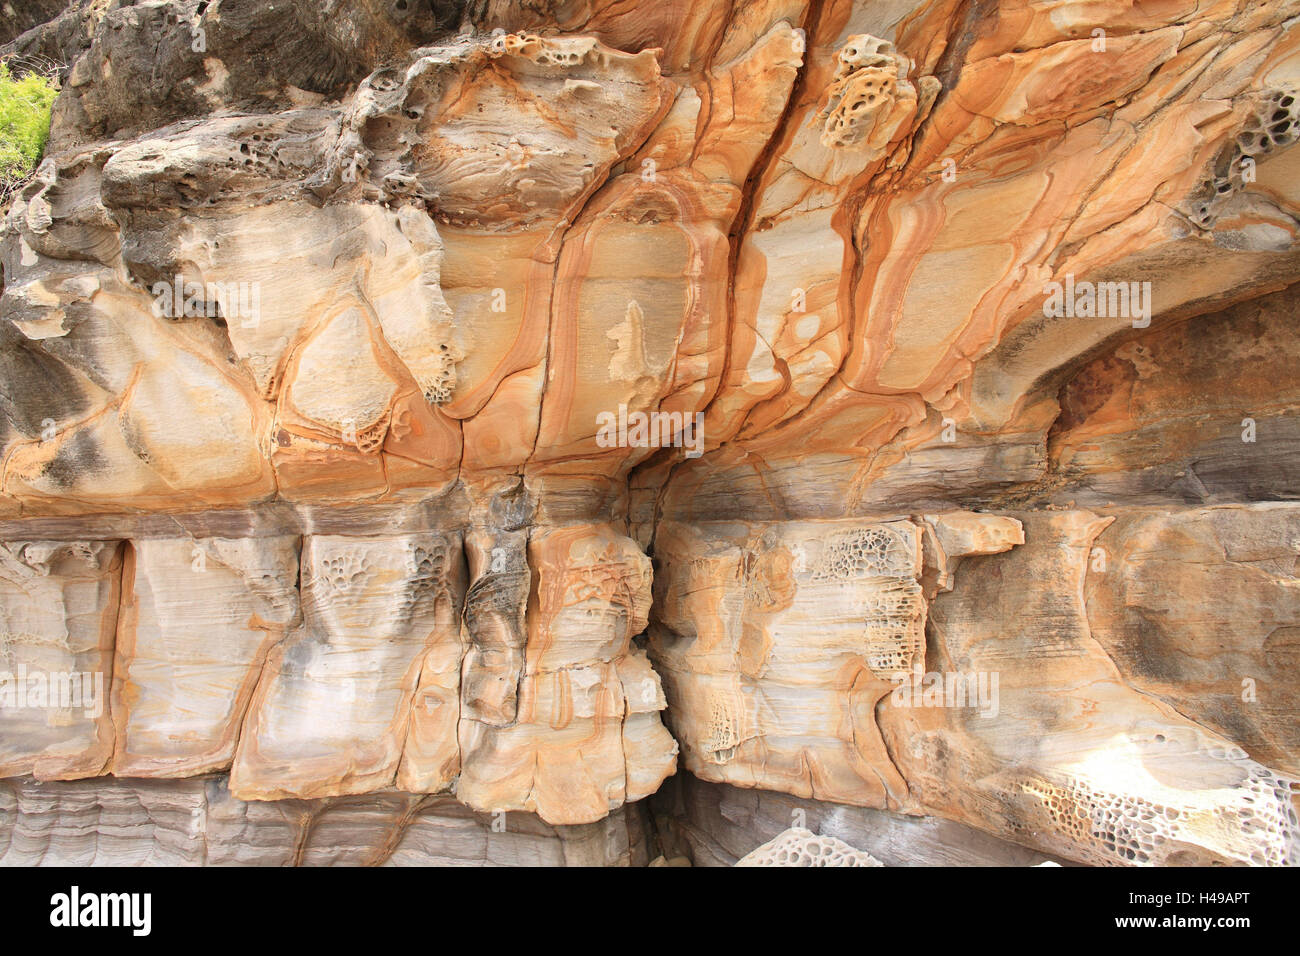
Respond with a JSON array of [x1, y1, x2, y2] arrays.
[[0, 541, 120, 780], [650, 518, 924, 807], [458, 524, 677, 823]]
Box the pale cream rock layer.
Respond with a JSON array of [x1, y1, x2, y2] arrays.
[[0, 541, 120, 779], [649, 513, 1023, 809], [112, 535, 299, 777], [0, 527, 676, 827], [231, 532, 467, 800]]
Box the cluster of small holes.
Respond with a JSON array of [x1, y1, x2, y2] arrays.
[[810, 527, 913, 580], [0, 631, 71, 656], [862, 585, 925, 674], [1023, 777, 1173, 865], [423, 351, 457, 405], [351, 420, 388, 454], [408, 543, 448, 581], [1024, 763, 1300, 866], [803, 527, 924, 675], [834, 35, 898, 81], [822, 67, 899, 148], [1082, 782, 1163, 863], [818, 35, 907, 149], [397, 541, 453, 619], [1184, 88, 1299, 229], [1239, 89, 1298, 155], [491, 32, 545, 58], [161, 123, 305, 206], [532, 48, 586, 67], [703, 691, 741, 764], [736, 828, 884, 867], [316, 552, 370, 595], [228, 136, 285, 177], [1238, 765, 1300, 867]]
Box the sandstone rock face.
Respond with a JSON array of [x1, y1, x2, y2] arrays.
[[0, 774, 652, 866], [891, 508, 1299, 867], [650, 517, 928, 807], [0, 525, 676, 828], [1, 0, 1298, 866], [0, 541, 120, 779]]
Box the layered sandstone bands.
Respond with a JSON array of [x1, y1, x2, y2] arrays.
[[1, 0, 1298, 865], [0, 774, 653, 866]]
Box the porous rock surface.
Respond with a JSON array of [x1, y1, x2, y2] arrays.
[[735, 826, 884, 866], [0, 0, 1298, 866]]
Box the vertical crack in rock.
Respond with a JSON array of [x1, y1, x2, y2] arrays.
[[712, 0, 826, 431]]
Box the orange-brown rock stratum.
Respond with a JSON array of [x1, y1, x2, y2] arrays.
[[0, 0, 1297, 867]]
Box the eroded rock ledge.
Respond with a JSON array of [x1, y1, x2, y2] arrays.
[[1, 0, 1298, 866]]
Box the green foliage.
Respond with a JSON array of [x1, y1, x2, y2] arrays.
[[0, 61, 58, 197]]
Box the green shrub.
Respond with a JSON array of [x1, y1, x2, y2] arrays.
[[0, 61, 58, 198]]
